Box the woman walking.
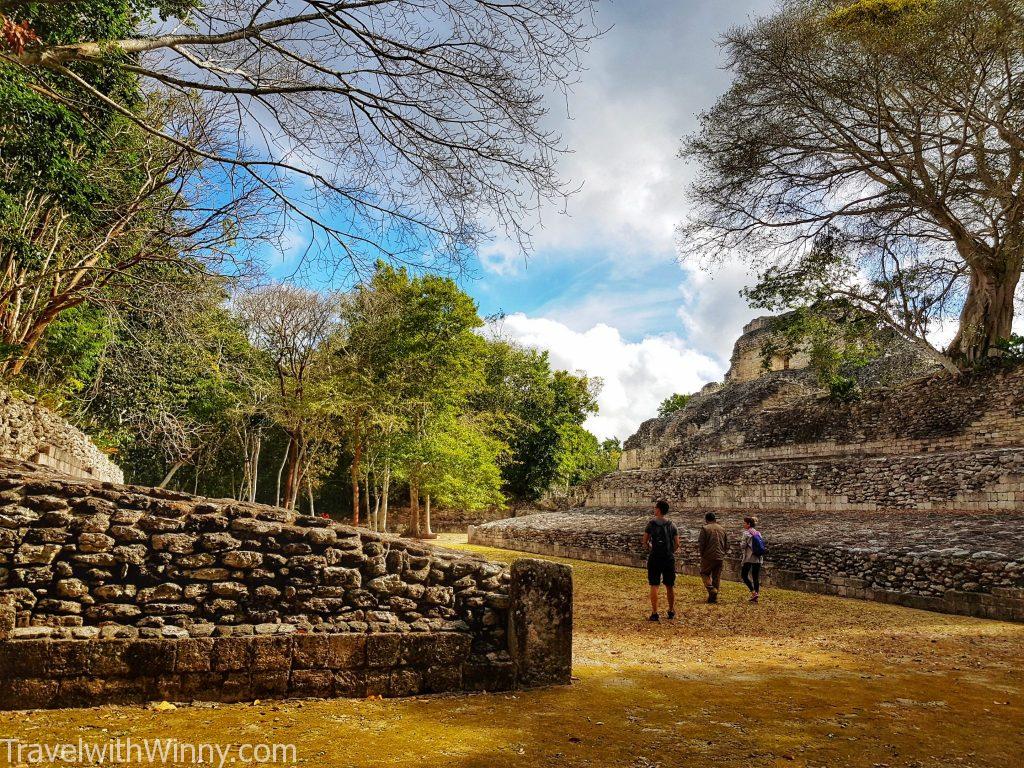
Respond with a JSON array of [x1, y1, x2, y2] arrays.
[[740, 516, 765, 603]]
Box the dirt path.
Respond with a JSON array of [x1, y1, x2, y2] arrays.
[[1, 536, 1021, 768]]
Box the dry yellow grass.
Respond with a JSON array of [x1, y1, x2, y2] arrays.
[[1, 535, 1021, 768]]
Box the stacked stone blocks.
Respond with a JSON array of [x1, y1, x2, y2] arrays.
[[470, 513, 1024, 622], [0, 460, 572, 708]]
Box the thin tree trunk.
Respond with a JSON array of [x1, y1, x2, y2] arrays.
[[287, 440, 306, 511], [283, 432, 303, 511], [249, 434, 261, 503], [945, 260, 1022, 365], [424, 493, 434, 538], [372, 484, 381, 532], [275, 438, 291, 508], [363, 469, 371, 527], [238, 428, 250, 502], [158, 459, 187, 489], [351, 418, 361, 527], [7, 298, 81, 376], [380, 461, 391, 533], [408, 478, 420, 538], [306, 477, 316, 517]]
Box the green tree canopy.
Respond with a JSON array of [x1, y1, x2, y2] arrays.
[[657, 393, 693, 418], [478, 340, 600, 501]]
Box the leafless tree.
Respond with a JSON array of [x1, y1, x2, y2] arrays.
[[234, 283, 337, 511], [3, 0, 600, 278], [681, 0, 1024, 366]]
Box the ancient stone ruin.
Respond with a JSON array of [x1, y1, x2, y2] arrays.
[[472, 318, 1024, 622], [0, 458, 571, 709], [0, 389, 123, 484]]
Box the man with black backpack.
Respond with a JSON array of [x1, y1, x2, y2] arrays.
[[642, 500, 680, 621]]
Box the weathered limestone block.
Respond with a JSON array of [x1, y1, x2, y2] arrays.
[[0, 596, 14, 640], [86, 604, 142, 622], [221, 550, 263, 569], [508, 559, 572, 687], [152, 533, 197, 553], [199, 532, 241, 552], [231, 519, 282, 537], [367, 574, 405, 596], [137, 584, 183, 603], [15, 544, 61, 565], [324, 567, 361, 588]]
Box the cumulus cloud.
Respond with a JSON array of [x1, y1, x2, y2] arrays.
[[676, 258, 764, 366], [478, 0, 776, 261], [490, 313, 724, 441], [470, 0, 777, 390]]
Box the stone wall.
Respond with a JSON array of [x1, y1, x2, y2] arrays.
[[611, 366, 1024, 516], [726, 316, 811, 383], [470, 510, 1024, 623], [625, 366, 1024, 468], [474, 358, 1024, 622], [0, 460, 572, 708], [385, 505, 509, 534], [591, 448, 1024, 513], [0, 390, 122, 484]]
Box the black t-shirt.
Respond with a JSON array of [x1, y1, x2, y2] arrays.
[[645, 518, 678, 558]]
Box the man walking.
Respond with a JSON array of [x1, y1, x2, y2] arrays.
[[643, 500, 679, 621], [698, 512, 728, 603]]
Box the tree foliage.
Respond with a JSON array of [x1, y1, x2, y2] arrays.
[[73, 264, 259, 488], [657, 393, 692, 418], [759, 307, 881, 401], [682, 0, 1024, 368], [478, 341, 600, 501], [2, 0, 599, 275]]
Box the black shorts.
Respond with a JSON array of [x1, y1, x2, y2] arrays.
[[647, 554, 676, 586]]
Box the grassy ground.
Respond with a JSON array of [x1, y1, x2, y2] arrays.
[[2, 535, 1022, 768]]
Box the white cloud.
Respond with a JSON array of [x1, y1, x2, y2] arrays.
[[490, 313, 724, 441], [535, 283, 686, 340], [478, 0, 777, 265], [473, 0, 779, 365], [676, 258, 763, 365]]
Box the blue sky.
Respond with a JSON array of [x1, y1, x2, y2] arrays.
[[444, 0, 780, 439], [267, 1, 779, 440]]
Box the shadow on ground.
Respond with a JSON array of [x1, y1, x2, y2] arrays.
[[1, 537, 1021, 768]]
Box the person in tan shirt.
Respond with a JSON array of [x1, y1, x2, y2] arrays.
[[697, 512, 729, 603]]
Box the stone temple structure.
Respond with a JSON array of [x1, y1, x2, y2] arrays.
[[472, 318, 1024, 622], [0, 392, 572, 709]]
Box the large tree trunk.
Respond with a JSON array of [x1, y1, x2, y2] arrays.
[[946, 260, 1022, 365]]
